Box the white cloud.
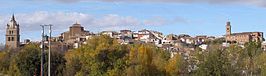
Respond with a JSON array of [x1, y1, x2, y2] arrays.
[[1, 11, 184, 34], [0, 11, 188, 43], [0, 11, 142, 42], [16, 11, 94, 31], [51, 0, 266, 7]]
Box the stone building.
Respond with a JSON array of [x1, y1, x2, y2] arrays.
[[61, 22, 93, 44], [225, 21, 264, 44], [5, 14, 20, 48]]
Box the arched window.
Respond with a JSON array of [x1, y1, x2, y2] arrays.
[[11, 37, 14, 41], [8, 37, 10, 41]]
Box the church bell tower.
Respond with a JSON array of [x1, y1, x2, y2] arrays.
[[5, 14, 20, 48], [226, 21, 231, 36]]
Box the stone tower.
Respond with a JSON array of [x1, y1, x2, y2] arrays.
[[5, 14, 20, 48], [226, 21, 231, 35]]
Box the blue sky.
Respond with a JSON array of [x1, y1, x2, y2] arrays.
[[0, 0, 266, 43]]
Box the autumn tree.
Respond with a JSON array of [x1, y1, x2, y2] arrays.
[[0, 48, 20, 75], [64, 35, 180, 76], [64, 35, 129, 76], [126, 43, 175, 76], [165, 54, 183, 76]]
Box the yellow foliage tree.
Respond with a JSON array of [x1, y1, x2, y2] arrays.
[[165, 55, 182, 76]]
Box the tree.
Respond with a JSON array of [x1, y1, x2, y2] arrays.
[[64, 35, 129, 76], [126, 44, 172, 76], [7, 57, 21, 76], [50, 51, 66, 76], [255, 52, 266, 76], [243, 41, 263, 75], [9, 44, 66, 76], [64, 35, 178, 76], [64, 49, 82, 76], [0, 51, 8, 73], [165, 55, 183, 76], [195, 45, 234, 76], [14, 44, 41, 76], [0, 48, 18, 74]]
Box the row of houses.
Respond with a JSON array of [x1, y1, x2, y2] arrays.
[[37, 21, 264, 54], [53, 22, 227, 57], [46, 22, 220, 54]]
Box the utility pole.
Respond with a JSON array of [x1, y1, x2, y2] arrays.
[[40, 24, 52, 76], [40, 25, 45, 76], [47, 24, 52, 76]]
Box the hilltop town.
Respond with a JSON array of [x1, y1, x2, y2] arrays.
[[2, 13, 266, 76], [4, 14, 266, 57], [2, 0, 266, 75]]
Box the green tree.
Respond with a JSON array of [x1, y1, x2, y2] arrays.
[[243, 41, 263, 75], [15, 44, 41, 76], [8, 44, 67, 76], [7, 57, 21, 76], [195, 45, 234, 76], [50, 51, 66, 76]]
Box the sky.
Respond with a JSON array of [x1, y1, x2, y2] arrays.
[[0, 0, 266, 43]]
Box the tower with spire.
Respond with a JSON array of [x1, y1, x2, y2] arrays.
[[5, 14, 20, 48]]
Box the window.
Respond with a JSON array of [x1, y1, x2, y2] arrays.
[[8, 37, 10, 41], [11, 37, 14, 41]]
